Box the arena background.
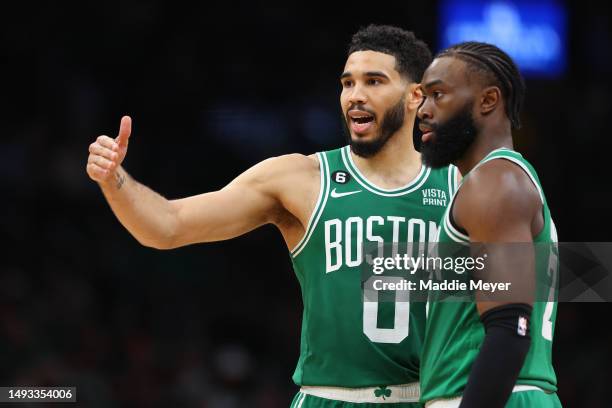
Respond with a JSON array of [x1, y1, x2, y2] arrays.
[[1, 1, 611, 407]]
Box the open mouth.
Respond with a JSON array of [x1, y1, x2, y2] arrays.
[[352, 115, 374, 125], [348, 110, 376, 134]]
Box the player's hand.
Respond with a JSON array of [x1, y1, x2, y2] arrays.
[[86, 116, 131, 184]]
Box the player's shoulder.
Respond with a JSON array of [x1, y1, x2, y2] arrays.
[[246, 153, 319, 192], [466, 158, 537, 196], [460, 157, 541, 214], [260, 153, 319, 174]]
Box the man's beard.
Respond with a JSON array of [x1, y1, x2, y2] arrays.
[[420, 102, 478, 168], [342, 98, 405, 158]]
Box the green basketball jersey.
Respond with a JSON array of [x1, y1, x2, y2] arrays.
[[290, 146, 458, 388], [420, 148, 559, 402]]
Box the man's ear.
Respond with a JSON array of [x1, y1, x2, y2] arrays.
[[406, 83, 423, 111], [480, 86, 501, 115]]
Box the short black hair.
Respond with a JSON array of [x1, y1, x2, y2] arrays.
[[348, 24, 432, 84], [437, 41, 526, 129]]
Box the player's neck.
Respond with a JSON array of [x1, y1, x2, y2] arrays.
[[350, 127, 422, 189], [455, 122, 513, 175]]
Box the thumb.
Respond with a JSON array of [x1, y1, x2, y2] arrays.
[[116, 115, 132, 147]]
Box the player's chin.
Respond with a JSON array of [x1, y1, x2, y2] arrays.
[[350, 128, 378, 141]]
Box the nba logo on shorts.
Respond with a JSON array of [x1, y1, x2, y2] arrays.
[[517, 316, 528, 336]]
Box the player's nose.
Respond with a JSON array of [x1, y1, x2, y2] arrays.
[[348, 84, 368, 105], [417, 98, 432, 121]]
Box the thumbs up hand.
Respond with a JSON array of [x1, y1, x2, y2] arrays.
[[87, 116, 132, 185]]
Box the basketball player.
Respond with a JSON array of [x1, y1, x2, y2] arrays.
[[87, 25, 458, 407], [416, 42, 561, 407]]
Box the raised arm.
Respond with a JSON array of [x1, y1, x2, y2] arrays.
[[86, 116, 317, 249]]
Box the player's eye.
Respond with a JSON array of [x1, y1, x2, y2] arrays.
[[433, 91, 443, 99], [367, 78, 381, 85], [342, 80, 353, 88]]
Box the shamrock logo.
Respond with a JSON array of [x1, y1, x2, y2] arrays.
[[374, 386, 392, 400]]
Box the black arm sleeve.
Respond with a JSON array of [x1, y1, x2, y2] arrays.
[[458, 303, 533, 408]]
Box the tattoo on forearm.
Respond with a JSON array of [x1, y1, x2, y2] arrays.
[[115, 172, 126, 190]]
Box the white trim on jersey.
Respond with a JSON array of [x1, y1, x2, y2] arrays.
[[447, 165, 454, 198], [291, 152, 331, 258], [477, 155, 545, 204], [291, 392, 306, 408], [442, 148, 545, 246], [443, 214, 470, 245], [447, 165, 459, 197], [344, 146, 427, 192], [341, 147, 432, 197]]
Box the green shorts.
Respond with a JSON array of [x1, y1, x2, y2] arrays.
[[505, 390, 562, 407], [424, 390, 561, 407]]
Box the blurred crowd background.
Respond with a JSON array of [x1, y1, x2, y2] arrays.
[[2, 1, 611, 407]]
